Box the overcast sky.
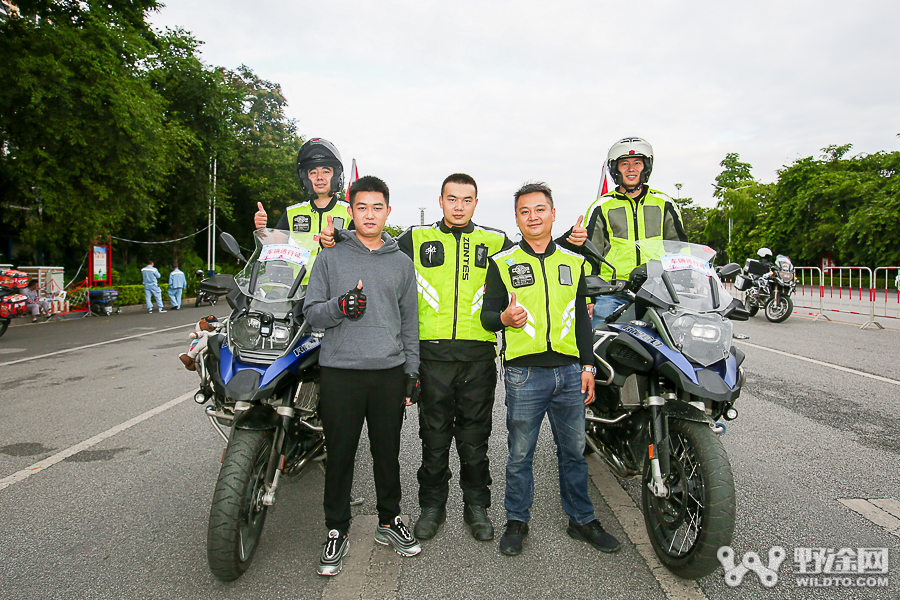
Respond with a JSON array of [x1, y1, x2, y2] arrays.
[[150, 0, 900, 235]]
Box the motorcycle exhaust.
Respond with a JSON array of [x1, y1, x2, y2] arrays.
[[587, 435, 631, 478]]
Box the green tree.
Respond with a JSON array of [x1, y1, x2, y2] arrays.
[[0, 1, 177, 261], [214, 66, 306, 253], [713, 152, 754, 199], [673, 197, 709, 246], [762, 145, 900, 267]]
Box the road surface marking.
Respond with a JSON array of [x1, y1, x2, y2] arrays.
[[735, 341, 900, 387], [588, 457, 709, 600], [321, 514, 403, 600], [838, 499, 900, 539], [0, 391, 193, 491], [0, 322, 195, 367]]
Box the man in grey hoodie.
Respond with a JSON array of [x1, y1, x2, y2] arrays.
[[303, 175, 421, 576]]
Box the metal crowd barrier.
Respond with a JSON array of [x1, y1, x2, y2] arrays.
[[873, 267, 900, 321], [821, 267, 882, 330], [794, 267, 830, 321]]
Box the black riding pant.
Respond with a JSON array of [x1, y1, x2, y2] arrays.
[[417, 359, 496, 509], [319, 365, 406, 532]]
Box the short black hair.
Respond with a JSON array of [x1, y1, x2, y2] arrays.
[[514, 182, 554, 210], [441, 173, 478, 197], [349, 175, 390, 206], [27, 279, 38, 287]]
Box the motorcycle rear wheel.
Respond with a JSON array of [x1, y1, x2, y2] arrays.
[[743, 298, 759, 317], [207, 429, 273, 581], [641, 419, 735, 580], [764, 296, 793, 323]]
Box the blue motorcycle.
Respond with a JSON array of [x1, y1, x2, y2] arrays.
[[583, 239, 747, 580], [197, 229, 325, 581]]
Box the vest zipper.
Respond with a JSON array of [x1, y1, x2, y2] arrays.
[[630, 197, 642, 267], [539, 255, 552, 352], [452, 232, 461, 339]]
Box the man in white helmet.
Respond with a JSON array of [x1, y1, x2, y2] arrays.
[[584, 137, 687, 326]]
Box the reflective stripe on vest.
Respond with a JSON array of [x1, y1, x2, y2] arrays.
[[492, 245, 584, 361], [584, 189, 679, 280], [410, 223, 507, 342]]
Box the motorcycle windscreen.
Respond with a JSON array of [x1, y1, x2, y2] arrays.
[[636, 240, 735, 313], [233, 229, 320, 306]]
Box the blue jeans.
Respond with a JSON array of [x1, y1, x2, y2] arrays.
[[144, 286, 164, 310], [503, 363, 594, 525], [592, 294, 629, 329], [167, 287, 182, 309]]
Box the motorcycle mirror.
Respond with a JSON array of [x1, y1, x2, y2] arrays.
[[717, 263, 741, 282], [219, 232, 246, 263], [723, 297, 751, 321], [579, 239, 618, 281]]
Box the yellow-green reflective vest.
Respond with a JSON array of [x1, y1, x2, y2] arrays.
[[285, 198, 351, 284], [584, 189, 679, 280], [492, 244, 584, 361], [410, 222, 508, 342]]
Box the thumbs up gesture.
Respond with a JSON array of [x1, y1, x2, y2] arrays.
[[320, 215, 336, 248], [338, 280, 367, 319], [565, 214, 587, 246], [501, 292, 528, 329], [254, 202, 268, 230]]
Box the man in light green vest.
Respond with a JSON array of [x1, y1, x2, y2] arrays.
[[254, 137, 352, 235], [481, 182, 620, 557], [397, 174, 587, 543], [584, 137, 687, 326]]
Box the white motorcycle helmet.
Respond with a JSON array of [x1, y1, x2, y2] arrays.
[[757, 247, 773, 260], [607, 137, 654, 185]]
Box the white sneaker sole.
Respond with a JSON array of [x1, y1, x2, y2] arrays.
[[317, 540, 349, 576], [374, 531, 422, 557]]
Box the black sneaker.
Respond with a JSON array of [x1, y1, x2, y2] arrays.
[[463, 504, 494, 541], [498, 520, 528, 556], [317, 529, 349, 576], [567, 519, 621, 553], [413, 506, 446, 540], [375, 516, 422, 557]]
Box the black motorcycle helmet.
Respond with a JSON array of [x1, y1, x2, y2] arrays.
[[296, 138, 344, 195]]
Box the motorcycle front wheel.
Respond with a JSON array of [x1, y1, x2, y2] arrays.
[[207, 429, 274, 581], [195, 293, 204, 308], [642, 419, 735, 580], [0, 319, 9, 338], [764, 295, 793, 323]]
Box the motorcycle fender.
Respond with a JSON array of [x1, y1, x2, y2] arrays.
[[665, 399, 715, 425], [233, 404, 279, 431]]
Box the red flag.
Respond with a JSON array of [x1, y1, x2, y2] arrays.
[[346, 158, 358, 196], [596, 163, 616, 198]]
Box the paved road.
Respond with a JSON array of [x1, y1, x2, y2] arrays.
[[0, 309, 897, 599]]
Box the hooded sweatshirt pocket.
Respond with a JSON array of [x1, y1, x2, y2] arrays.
[[339, 324, 402, 358]]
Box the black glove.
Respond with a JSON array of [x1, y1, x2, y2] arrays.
[[405, 373, 420, 405], [338, 282, 366, 319]]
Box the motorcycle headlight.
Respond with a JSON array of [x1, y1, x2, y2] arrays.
[[231, 316, 262, 350], [230, 314, 296, 354], [664, 312, 733, 367], [779, 271, 793, 283]]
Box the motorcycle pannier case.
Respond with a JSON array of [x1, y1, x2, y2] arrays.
[[733, 274, 752, 291], [0, 294, 27, 317], [0, 270, 29, 289], [744, 259, 769, 277]]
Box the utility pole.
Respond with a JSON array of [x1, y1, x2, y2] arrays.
[[674, 183, 682, 199], [419, 207, 426, 225]]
